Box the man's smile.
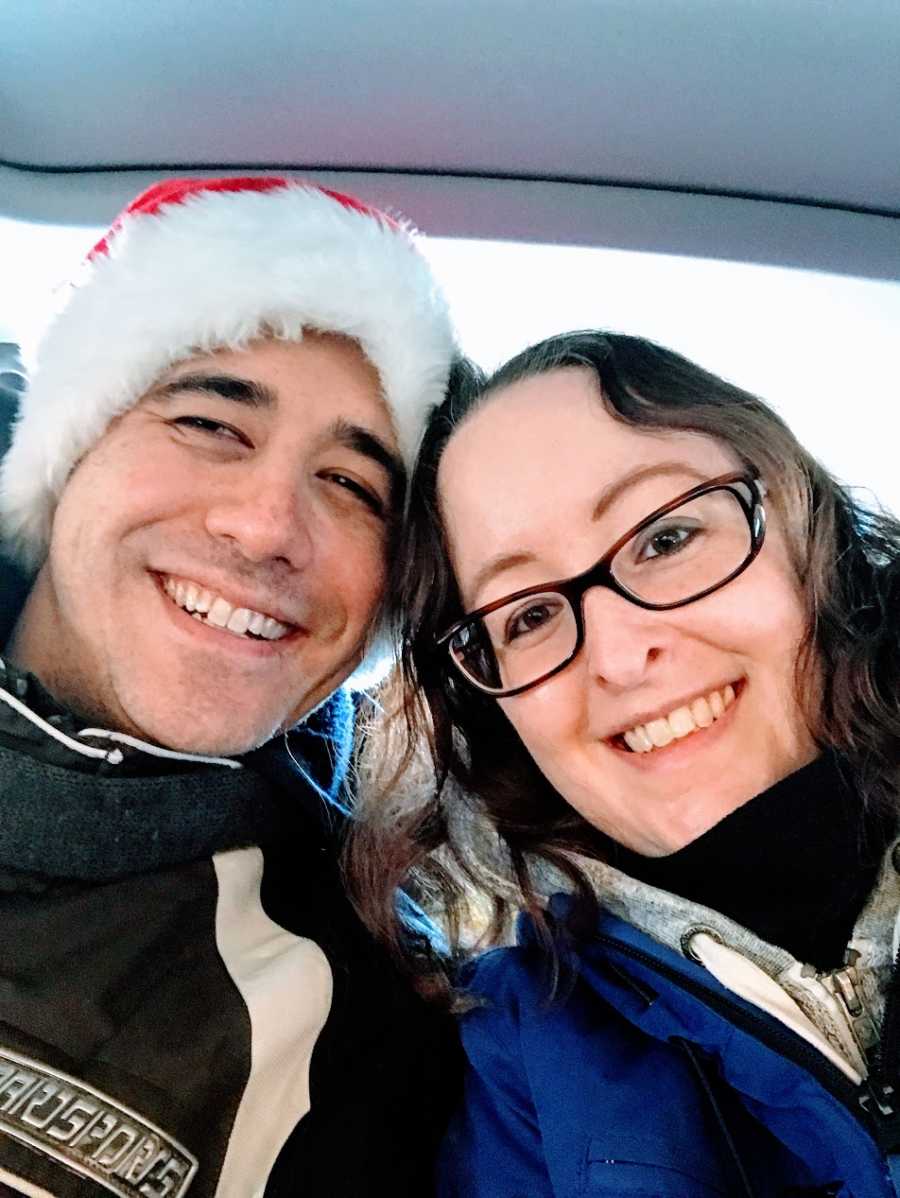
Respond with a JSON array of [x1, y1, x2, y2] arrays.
[[160, 572, 294, 641]]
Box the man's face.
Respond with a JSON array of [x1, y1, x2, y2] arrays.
[[15, 334, 400, 755]]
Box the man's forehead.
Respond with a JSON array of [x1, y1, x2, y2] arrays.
[[159, 330, 373, 375], [151, 336, 381, 408], [156, 333, 328, 378]]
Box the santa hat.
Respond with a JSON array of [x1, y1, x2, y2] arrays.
[[0, 176, 456, 567]]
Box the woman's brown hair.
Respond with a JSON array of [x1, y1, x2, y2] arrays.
[[346, 331, 900, 998]]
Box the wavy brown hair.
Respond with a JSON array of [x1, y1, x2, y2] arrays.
[[346, 331, 900, 998]]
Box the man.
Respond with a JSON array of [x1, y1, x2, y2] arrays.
[[0, 177, 458, 1197]]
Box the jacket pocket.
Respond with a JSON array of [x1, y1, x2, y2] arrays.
[[584, 1140, 728, 1197]]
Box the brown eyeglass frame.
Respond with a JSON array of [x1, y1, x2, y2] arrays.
[[436, 470, 767, 697]]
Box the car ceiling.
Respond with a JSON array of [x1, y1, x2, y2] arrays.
[[1, 0, 899, 280]]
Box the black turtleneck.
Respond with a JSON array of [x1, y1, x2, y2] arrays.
[[608, 754, 895, 972]]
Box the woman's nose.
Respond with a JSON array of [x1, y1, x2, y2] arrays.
[[580, 586, 664, 690]]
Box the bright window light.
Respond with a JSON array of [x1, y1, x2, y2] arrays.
[[421, 239, 900, 519], [2, 219, 898, 515]]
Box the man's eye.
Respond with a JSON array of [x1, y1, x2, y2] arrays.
[[321, 472, 385, 517], [171, 416, 249, 444]]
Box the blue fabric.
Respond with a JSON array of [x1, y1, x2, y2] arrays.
[[250, 686, 356, 815], [439, 906, 898, 1198]]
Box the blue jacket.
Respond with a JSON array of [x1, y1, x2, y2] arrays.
[[439, 902, 900, 1198]]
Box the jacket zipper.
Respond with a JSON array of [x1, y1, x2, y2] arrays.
[[596, 931, 900, 1153], [863, 948, 900, 1152], [786, 954, 878, 1074], [831, 958, 875, 1042]]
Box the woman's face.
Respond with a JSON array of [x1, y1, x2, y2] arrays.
[[438, 367, 819, 856]]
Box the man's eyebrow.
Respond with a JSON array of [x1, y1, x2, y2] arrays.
[[327, 418, 406, 506], [153, 374, 276, 407], [467, 461, 710, 604], [151, 380, 406, 504]]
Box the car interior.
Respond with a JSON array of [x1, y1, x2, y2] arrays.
[[2, 0, 899, 512]]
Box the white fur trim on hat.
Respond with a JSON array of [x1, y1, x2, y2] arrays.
[[0, 180, 456, 566]]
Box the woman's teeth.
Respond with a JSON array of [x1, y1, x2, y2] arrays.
[[621, 684, 736, 754], [162, 576, 291, 641]]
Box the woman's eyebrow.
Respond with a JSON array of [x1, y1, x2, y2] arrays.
[[467, 550, 538, 605], [591, 462, 709, 521], [467, 462, 710, 603], [153, 374, 276, 407]]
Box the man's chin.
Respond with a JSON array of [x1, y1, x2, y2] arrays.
[[120, 708, 286, 759], [114, 668, 347, 758], [160, 724, 280, 759]]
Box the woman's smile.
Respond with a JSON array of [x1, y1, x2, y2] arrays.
[[608, 679, 739, 754]]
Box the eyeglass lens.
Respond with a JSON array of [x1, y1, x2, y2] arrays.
[[449, 487, 753, 693]]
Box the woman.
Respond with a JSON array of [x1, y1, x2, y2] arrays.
[[351, 330, 900, 1196]]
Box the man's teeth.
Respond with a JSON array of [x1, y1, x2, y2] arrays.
[[622, 684, 736, 754], [162, 576, 291, 641]]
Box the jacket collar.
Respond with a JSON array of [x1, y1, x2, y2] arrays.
[[0, 654, 355, 881]]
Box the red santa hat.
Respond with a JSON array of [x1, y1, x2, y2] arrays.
[[0, 176, 456, 566]]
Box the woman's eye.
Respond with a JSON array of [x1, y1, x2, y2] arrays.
[[171, 415, 248, 444], [637, 523, 697, 561], [322, 472, 385, 517], [504, 600, 560, 643]]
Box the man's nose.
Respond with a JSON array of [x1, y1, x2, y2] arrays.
[[580, 586, 664, 691], [204, 467, 314, 567]]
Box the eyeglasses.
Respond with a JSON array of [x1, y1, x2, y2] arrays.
[[436, 471, 766, 697]]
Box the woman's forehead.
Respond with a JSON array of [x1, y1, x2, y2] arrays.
[[438, 370, 742, 601], [439, 368, 738, 509]]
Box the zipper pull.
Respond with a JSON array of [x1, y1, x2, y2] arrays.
[[859, 1079, 900, 1151], [829, 951, 879, 1057], [833, 965, 863, 1017]]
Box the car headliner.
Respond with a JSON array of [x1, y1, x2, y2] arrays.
[[1, 0, 898, 281]]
